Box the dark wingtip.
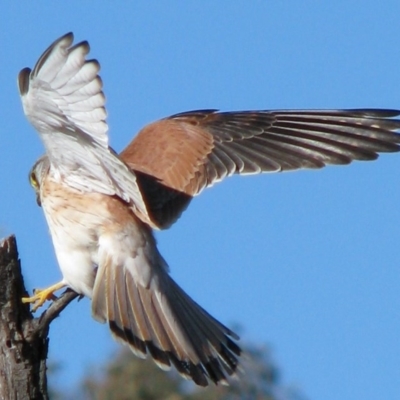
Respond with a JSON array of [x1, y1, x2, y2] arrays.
[[70, 39, 90, 56], [18, 67, 31, 95], [54, 32, 74, 48], [32, 32, 74, 77]]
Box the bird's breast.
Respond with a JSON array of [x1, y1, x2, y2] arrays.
[[39, 176, 152, 296]]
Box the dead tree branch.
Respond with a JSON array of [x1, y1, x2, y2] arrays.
[[0, 235, 78, 400]]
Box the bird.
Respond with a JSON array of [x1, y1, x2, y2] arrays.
[[18, 32, 400, 386]]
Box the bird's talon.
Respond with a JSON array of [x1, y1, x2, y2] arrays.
[[22, 282, 66, 312]]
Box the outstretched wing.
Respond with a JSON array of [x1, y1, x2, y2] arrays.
[[121, 109, 400, 228], [18, 33, 150, 224]]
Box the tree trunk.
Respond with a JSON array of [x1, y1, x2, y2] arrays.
[[0, 235, 78, 400]]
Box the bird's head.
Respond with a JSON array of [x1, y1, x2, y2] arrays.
[[29, 155, 50, 207]]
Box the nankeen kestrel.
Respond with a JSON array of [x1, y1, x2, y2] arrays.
[[18, 33, 400, 386]]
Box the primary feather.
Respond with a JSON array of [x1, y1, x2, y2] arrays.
[[18, 32, 151, 224]]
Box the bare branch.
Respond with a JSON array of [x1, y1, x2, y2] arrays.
[[24, 290, 79, 342], [0, 235, 77, 400]]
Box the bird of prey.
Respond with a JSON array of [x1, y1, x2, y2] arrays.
[[18, 32, 400, 386]]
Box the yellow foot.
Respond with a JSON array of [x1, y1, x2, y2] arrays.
[[22, 281, 66, 312]]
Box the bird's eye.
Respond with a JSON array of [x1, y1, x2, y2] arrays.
[[29, 170, 39, 189]]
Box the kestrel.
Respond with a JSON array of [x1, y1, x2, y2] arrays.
[[18, 33, 400, 386]]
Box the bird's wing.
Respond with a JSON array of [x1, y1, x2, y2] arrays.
[[18, 33, 150, 224], [120, 108, 400, 228]]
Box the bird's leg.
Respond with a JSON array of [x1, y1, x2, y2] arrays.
[[22, 281, 66, 312]]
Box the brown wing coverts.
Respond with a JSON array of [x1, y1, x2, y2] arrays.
[[121, 109, 400, 228], [120, 117, 214, 228]]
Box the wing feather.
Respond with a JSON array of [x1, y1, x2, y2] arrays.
[[19, 32, 151, 225], [121, 108, 400, 228], [33, 33, 73, 82], [51, 42, 90, 89], [57, 74, 102, 98]]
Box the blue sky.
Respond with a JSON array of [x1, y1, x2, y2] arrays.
[[1, 2, 400, 399]]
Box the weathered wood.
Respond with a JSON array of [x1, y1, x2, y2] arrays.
[[0, 235, 78, 400]]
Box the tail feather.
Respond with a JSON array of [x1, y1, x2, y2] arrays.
[[150, 279, 233, 385], [92, 252, 241, 386], [164, 278, 240, 372]]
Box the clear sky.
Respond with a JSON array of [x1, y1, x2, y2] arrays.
[[1, 2, 400, 399]]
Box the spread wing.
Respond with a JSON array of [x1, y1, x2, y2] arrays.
[[18, 32, 150, 224], [121, 109, 400, 228]]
